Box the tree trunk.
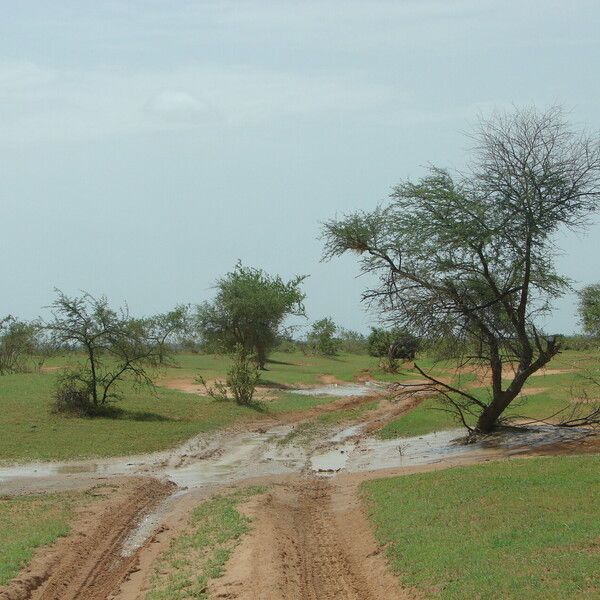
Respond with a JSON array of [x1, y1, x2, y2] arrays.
[[475, 390, 519, 433]]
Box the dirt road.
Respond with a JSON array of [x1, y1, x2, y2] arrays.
[[0, 478, 174, 600], [208, 478, 409, 600], [1, 386, 596, 600]]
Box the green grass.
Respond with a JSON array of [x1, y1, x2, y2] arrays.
[[378, 349, 600, 439], [0, 490, 87, 585], [0, 372, 265, 462], [163, 350, 380, 384], [2, 349, 598, 460], [146, 486, 265, 600], [0, 351, 383, 462], [277, 399, 380, 446], [362, 455, 600, 599]]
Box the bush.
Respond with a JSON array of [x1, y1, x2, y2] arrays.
[[337, 328, 368, 354], [276, 338, 299, 353], [368, 327, 420, 372], [198, 345, 261, 405], [0, 316, 39, 375], [306, 317, 341, 356], [52, 372, 95, 416]]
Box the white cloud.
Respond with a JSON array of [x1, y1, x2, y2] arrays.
[[0, 60, 400, 145], [148, 90, 203, 114]]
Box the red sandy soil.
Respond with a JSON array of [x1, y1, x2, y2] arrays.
[[0, 478, 174, 600]]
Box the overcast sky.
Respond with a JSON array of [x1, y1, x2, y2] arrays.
[[2, 1, 599, 334]]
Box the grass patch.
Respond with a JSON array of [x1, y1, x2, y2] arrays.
[[2, 349, 597, 459], [362, 455, 600, 599], [145, 486, 265, 600], [316, 399, 379, 425], [0, 352, 384, 462], [0, 490, 87, 585]]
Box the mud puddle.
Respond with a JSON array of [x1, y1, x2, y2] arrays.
[[309, 425, 592, 475], [1, 422, 592, 556], [290, 382, 384, 397]]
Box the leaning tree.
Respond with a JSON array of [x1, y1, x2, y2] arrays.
[[323, 106, 600, 434]]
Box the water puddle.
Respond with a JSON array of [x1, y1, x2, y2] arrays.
[[290, 382, 383, 397], [120, 489, 188, 557]]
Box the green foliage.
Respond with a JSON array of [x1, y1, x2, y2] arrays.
[[46, 291, 167, 415], [198, 345, 261, 405], [561, 334, 600, 351], [367, 327, 419, 360], [0, 316, 40, 374], [306, 317, 340, 356], [196, 263, 306, 368], [323, 107, 600, 432], [336, 328, 368, 354], [363, 455, 600, 599], [578, 283, 600, 338]]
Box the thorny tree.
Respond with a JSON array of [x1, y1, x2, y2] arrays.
[[323, 107, 600, 435], [46, 291, 168, 414]]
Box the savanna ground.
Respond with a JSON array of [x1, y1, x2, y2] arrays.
[[1, 349, 599, 598]]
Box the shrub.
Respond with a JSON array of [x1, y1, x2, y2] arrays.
[[0, 316, 39, 375], [198, 345, 261, 405], [368, 327, 420, 372], [337, 328, 368, 354], [306, 317, 341, 356], [52, 372, 95, 416]]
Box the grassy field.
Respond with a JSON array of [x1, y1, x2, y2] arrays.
[[146, 486, 264, 600], [0, 489, 87, 585], [1, 349, 598, 461], [362, 455, 600, 599], [0, 351, 383, 462]]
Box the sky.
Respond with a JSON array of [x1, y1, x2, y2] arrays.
[[1, 1, 600, 334]]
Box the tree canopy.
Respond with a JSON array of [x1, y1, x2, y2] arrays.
[[196, 263, 306, 368], [322, 106, 600, 434], [307, 317, 340, 356], [578, 284, 600, 338], [45, 291, 168, 415]]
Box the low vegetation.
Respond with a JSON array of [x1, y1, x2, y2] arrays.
[[363, 455, 600, 599], [197, 344, 261, 405], [367, 327, 419, 373], [146, 486, 265, 600], [0, 351, 373, 461], [46, 291, 171, 416], [0, 490, 87, 585]]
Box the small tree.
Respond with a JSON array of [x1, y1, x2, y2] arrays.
[[323, 107, 600, 435], [196, 263, 306, 368], [197, 344, 261, 405], [578, 284, 600, 338], [337, 328, 368, 354], [45, 291, 167, 415], [368, 327, 419, 372], [0, 316, 39, 374], [146, 304, 191, 363], [307, 317, 341, 356]]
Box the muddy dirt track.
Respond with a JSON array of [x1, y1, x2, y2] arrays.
[[208, 479, 409, 600], [0, 478, 173, 600], [1, 385, 597, 600]]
